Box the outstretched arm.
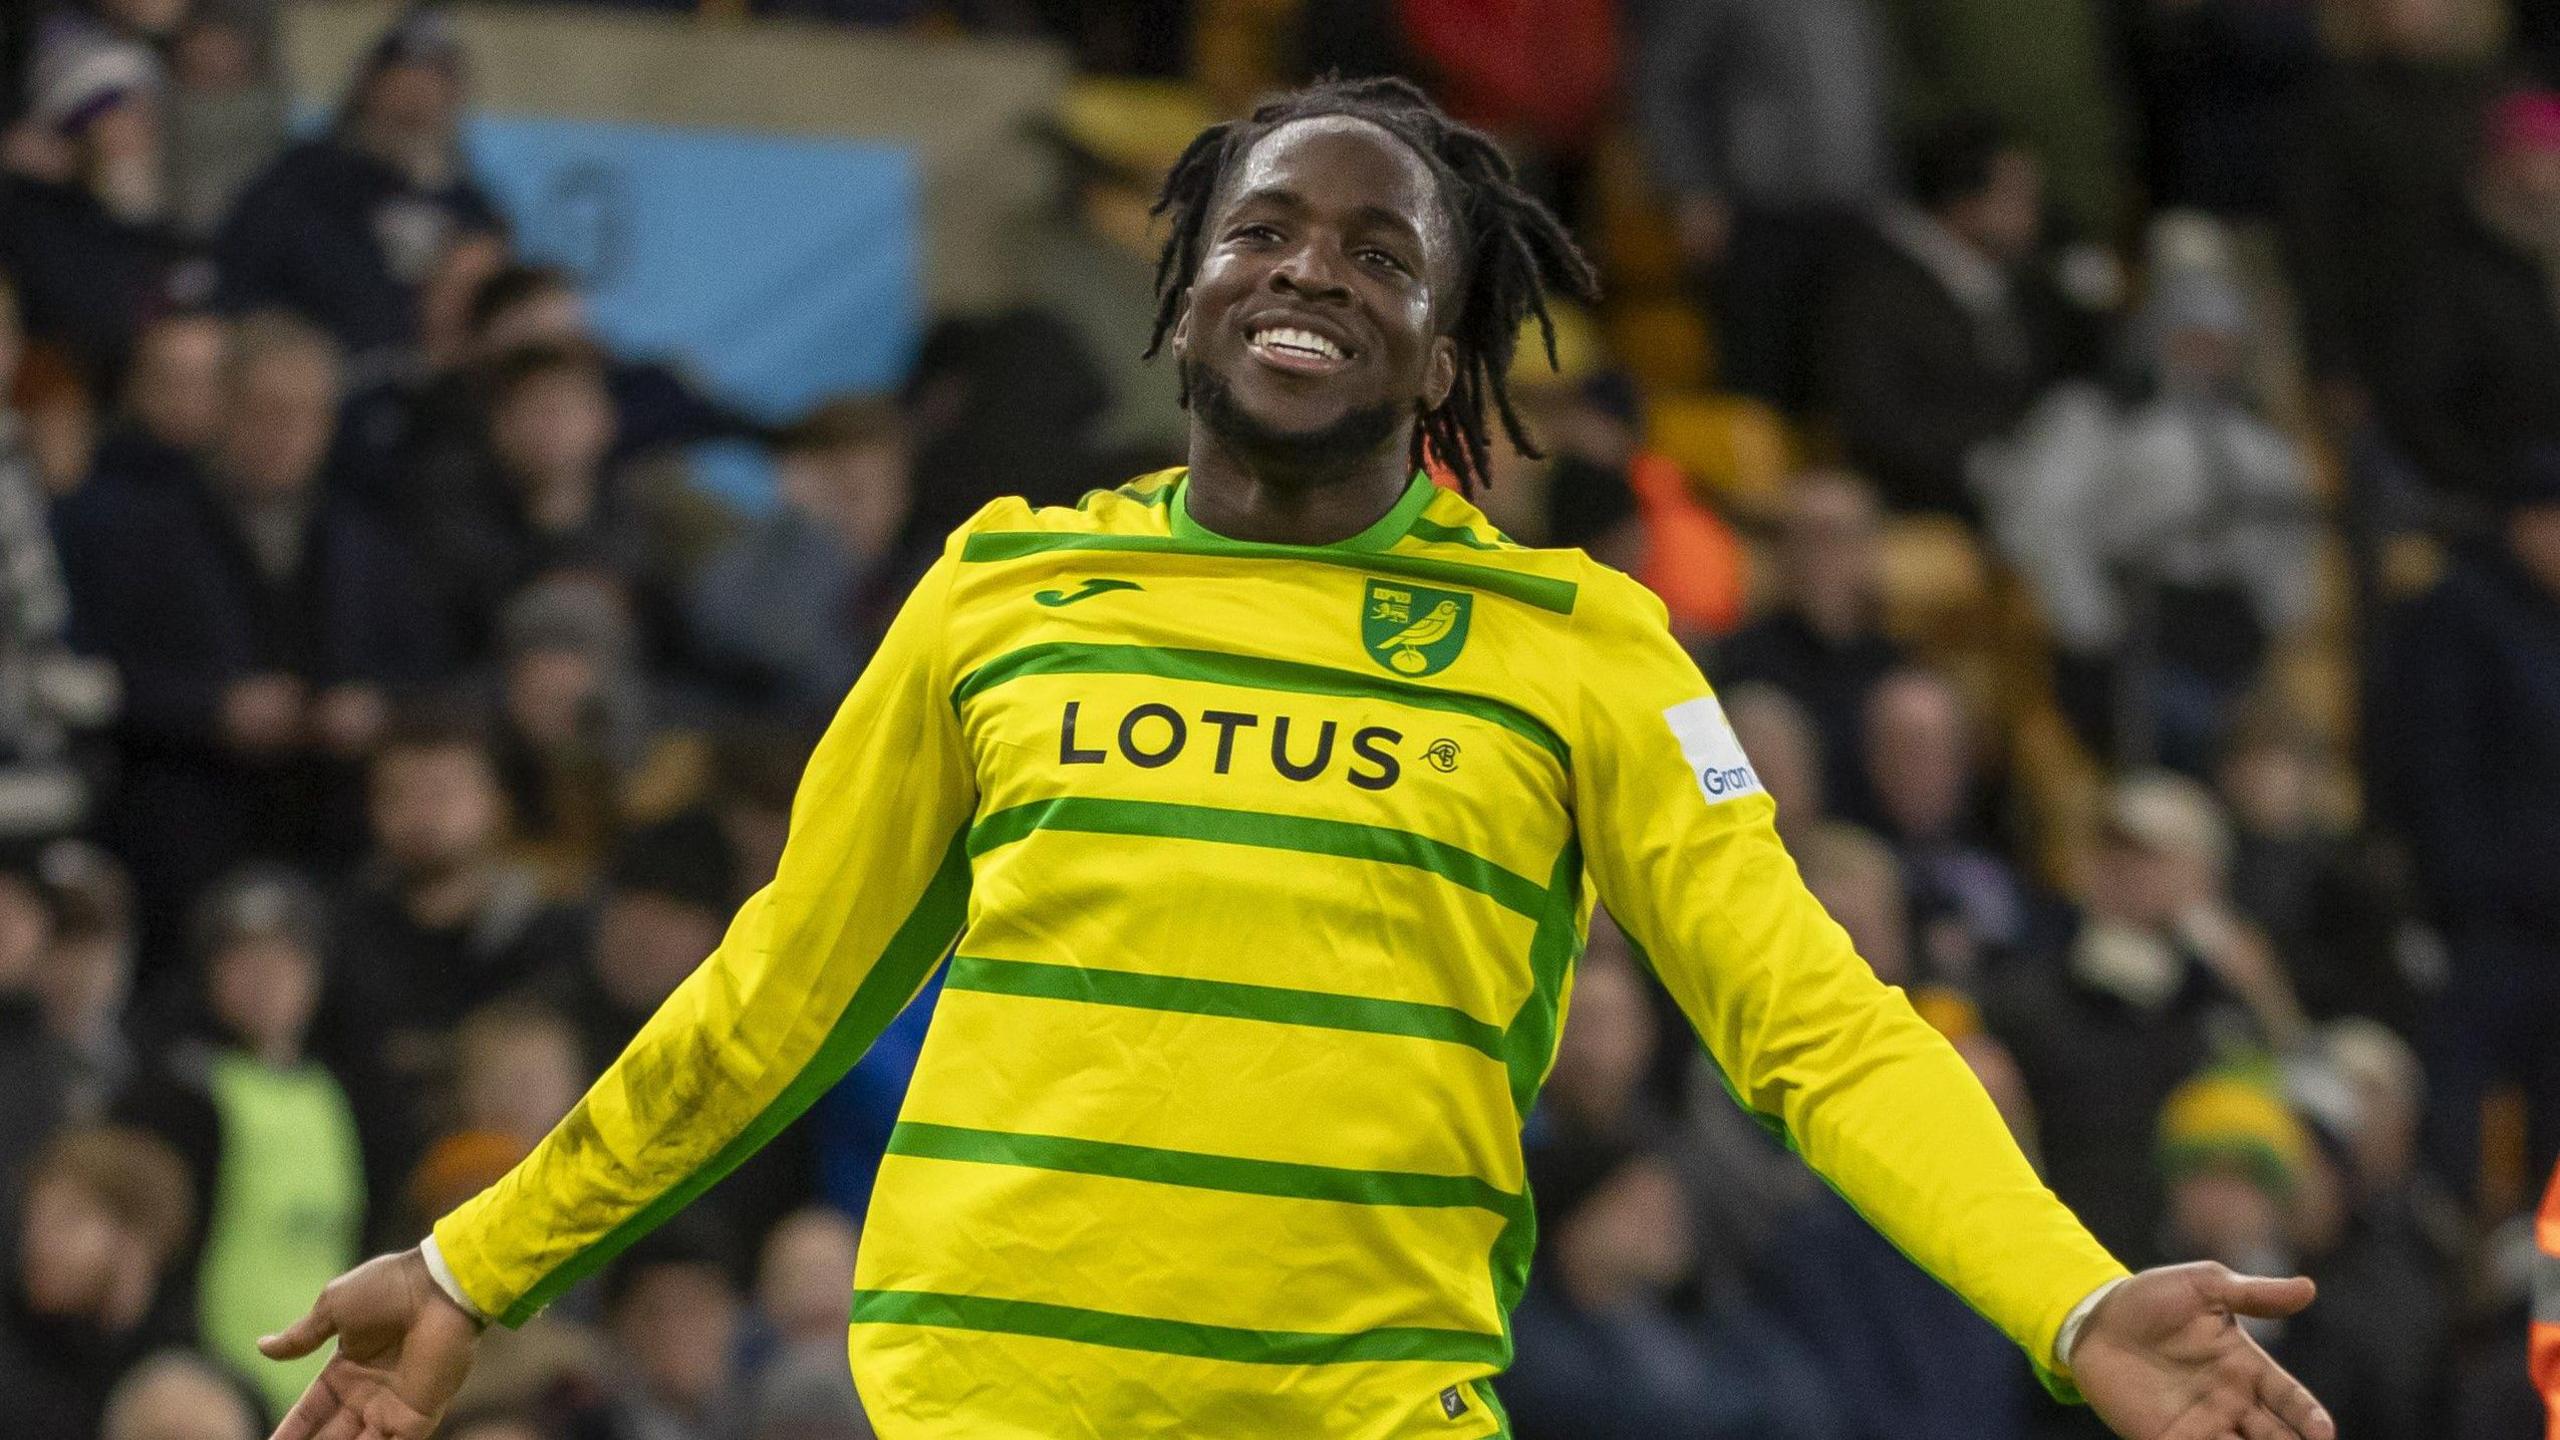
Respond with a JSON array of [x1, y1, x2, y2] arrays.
[[262, 538, 983, 1438], [1566, 569, 2331, 1437]]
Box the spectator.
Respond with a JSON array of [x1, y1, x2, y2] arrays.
[[1984, 214, 2321, 770], [88, 309, 228, 499], [1482, 323, 1748, 644], [332, 707, 589, 1060], [1861, 667, 2027, 984], [2281, 1054, 2455, 1440], [1507, 920, 1845, 1439], [0, 272, 115, 844], [1983, 774, 2289, 1264], [0, 1126, 197, 1440], [400, 998, 588, 1238], [31, 841, 142, 1114], [0, 853, 78, 1205], [751, 1206, 862, 1355], [1818, 116, 2077, 520], [564, 1219, 746, 1440], [489, 575, 661, 884], [2282, 0, 2504, 435], [2216, 706, 2419, 1031], [422, 344, 651, 658], [1707, 470, 1906, 818], [461, 263, 766, 463], [97, 1349, 262, 1440], [213, 7, 501, 378], [115, 868, 364, 1419], [449, 999, 589, 1155], [1629, 0, 1899, 410], [2377, 454, 2560, 1193], [3, 20, 192, 392], [161, 1, 287, 245], [60, 312, 444, 952], [690, 397, 913, 715], [2154, 1070, 2435, 1439], [332, 227, 511, 511], [1719, 681, 1826, 851], [540, 816, 733, 1072], [1876, 0, 2131, 241], [2384, 87, 2560, 511]]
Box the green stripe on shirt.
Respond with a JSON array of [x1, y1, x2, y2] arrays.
[[886, 1120, 1520, 1216], [967, 796, 1548, 918], [951, 641, 1568, 764], [850, 1288, 1510, 1367], [958, 531, 1579, 614], [944, 954, 1507, 1060]]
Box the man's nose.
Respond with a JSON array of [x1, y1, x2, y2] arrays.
[[1269, 241, 1353, 302]]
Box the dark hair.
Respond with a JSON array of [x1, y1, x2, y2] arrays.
[[600, 1212, 740, 1315], [466, 263, 577, 339], [776, 395, 903, 457], [1143, 75, 1599, 494], [1909, 113, 2026, 212], [480, 340, 607, 411]]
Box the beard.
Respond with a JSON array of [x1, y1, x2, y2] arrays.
[[1185, 358, 1409, 482]]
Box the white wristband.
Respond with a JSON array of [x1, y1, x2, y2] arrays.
[[2054, 1276, 2127, 1369], [418, 1235, 490, 1326]]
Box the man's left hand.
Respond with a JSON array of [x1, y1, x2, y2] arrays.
[[2072, 1262, 2335, 1440]]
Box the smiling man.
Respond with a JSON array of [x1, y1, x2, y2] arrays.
[[259, 79, 2334, 1440]]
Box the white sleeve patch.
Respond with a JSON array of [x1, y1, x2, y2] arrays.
[[1663, 696, 1764, 805]]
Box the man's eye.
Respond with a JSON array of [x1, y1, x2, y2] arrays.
[[1231, 224, 1282, 243], [1361, 249, 1411, 275]]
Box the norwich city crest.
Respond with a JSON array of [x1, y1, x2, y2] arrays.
[[1363, 579, 1472, 677]]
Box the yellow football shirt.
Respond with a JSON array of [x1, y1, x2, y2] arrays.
[[433, 469, 2126, 1438]]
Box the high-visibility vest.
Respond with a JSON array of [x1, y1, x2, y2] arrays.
[[2536, 1161, 2560, 1440]]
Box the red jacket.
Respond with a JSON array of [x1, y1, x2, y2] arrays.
[[1397, 0, 1618, 155]]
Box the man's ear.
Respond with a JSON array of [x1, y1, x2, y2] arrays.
[[1423, 336, 1457, 410], [1170, 303, 1191, 355]]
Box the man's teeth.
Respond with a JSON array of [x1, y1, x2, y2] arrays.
[[1254, 327, 1345, 361]]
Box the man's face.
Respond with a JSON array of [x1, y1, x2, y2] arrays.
[[1867, 675, 1971, 841], [20, 1178, 133, 1319], [208, 935, 319, 1058], [613, 1263, 740, 1409], [217, 351, 338, 499], [359, 63, 462, 150], [1174, 117, 1458, 473], [594, 892, 722, 1012], [128, 318, 229, 453], [1949, 150, 2043, 266], [1781, 475, 1880, 613], [492, 369, 614, 484], [369, 744, 504, 873]]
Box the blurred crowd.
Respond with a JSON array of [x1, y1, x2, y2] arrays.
[[1, 0, 2557, 1437]]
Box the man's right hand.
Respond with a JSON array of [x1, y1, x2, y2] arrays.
[[259, 1248, 483, 1440]]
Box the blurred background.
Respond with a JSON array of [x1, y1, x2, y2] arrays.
[[0, 0, 2555, 1436]]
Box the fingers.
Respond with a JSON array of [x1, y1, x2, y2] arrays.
[[2254, 1350, 2337, 1440], [258, 1298, 339, 1361], [266, 1380, 337, 1440], [2205, 1268, 2316, 1320], [2240, 1410, 2295, 1440]]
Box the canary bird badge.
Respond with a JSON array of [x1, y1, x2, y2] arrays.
[[1362, 580, 1472, 677]]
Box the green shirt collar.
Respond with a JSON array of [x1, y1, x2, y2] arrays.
[[1170, 469, 1436, 553]]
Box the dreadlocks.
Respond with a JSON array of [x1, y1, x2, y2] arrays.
[[1144, 76, 1601, 496]]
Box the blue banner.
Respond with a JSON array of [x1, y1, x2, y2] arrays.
[[464, 113, 922, 506]]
